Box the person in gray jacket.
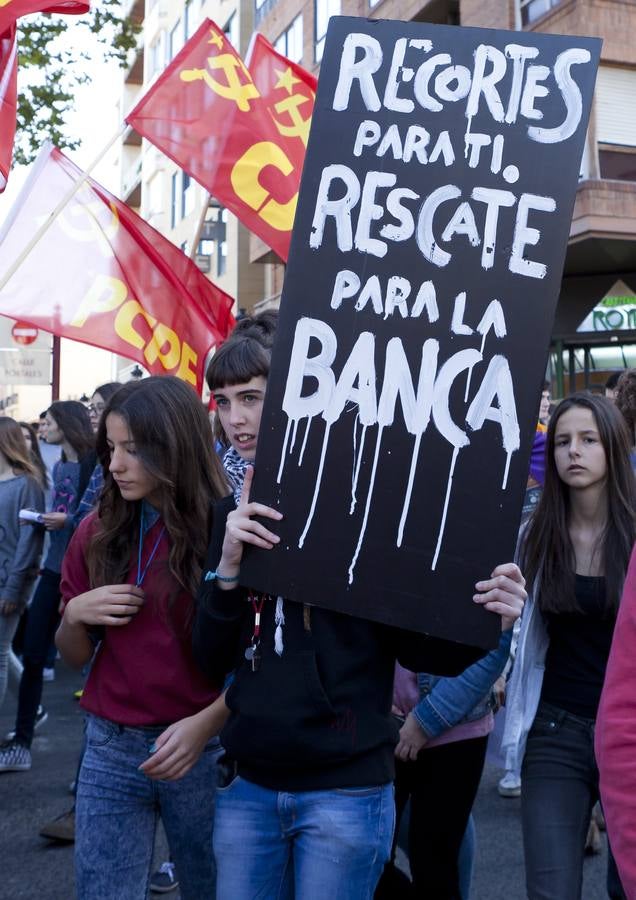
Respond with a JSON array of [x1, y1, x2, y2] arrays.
[[0, 418, 45, 710]]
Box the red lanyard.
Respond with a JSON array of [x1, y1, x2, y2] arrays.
[[249, 593, 265, 641]]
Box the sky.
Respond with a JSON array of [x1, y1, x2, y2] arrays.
[[0, 13, 127, 415]]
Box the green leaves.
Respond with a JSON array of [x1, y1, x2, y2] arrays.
[[14, 2, 140, 165]]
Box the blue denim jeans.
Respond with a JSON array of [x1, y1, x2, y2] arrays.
[[0, 609, 20, 708], [76, 714, 222, 900], [213, 775, 394, 899], [521, 700, 599, 900], [15, 568, 61, 746]]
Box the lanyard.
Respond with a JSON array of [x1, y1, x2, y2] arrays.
[[136, 507, 165, 588], [249, 592, 266, 641], [245, 593, 266, 671]]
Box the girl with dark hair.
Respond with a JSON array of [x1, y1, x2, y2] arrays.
[[87, 382, 121, 434], [70, 382, 122, 529], [194, 325, 526, 900], [502, 392, 636, 899], [19, 421, 48, 490], [54, 376, 229, 900], [0, 419, 44, 712], [0, 400, 94, 773]]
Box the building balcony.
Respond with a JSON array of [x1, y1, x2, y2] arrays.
[[249, 233, 284, 265], [125, 41, 145, 86], [123, 128, 142, 147], [122, 156, 143, 209], [553, 179, 636, 337], [520, 0, 636, 65], [370, 0, 459, 25], [570, 178, 636, 246]]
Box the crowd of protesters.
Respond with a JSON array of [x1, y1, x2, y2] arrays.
[[1, 312, 636, 900]]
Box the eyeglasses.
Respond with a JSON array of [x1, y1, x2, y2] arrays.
[[88, 403, 105, 415]]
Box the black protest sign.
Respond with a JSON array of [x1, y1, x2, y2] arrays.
[[240, 17, 600, 648]]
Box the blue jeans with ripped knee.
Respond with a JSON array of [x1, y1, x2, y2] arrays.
[[76, 714, 222, 900]]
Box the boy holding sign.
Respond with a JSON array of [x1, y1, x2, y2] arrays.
[[193, 315, 525, 898]]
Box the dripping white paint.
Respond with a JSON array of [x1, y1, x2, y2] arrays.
[[279, 316, 520, 581]]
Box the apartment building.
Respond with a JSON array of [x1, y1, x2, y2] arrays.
[[119, 0, 265, 333], [121, 0, 636, 393]]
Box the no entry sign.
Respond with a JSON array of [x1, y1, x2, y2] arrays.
[[11, 321, 39, 346]]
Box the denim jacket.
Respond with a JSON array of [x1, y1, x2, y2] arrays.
[[412, 629, 513, 739]]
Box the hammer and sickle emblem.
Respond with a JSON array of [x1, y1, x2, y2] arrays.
[[271, 94, 313, 148], [230, 141, 297, 232], [53, 187, 120, 258], [180, 54, 260, 113]]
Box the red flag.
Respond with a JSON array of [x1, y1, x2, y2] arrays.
[[0, 25, 17, 193], [247, 31, 316, 159], [0, 143, 235, 391], [126, 20, 315, 262], [0, 0, 89, 35]]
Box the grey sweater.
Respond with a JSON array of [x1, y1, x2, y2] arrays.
[[0, 474, 45, 608]]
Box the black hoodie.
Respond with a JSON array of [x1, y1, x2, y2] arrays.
[[193, 495, 484, 792]]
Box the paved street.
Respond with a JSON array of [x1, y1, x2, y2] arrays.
[[0, 662, 609, 899]]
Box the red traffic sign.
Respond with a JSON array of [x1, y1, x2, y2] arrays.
[[11, 322, 39, 346]]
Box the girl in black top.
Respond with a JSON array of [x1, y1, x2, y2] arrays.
[[505, 392, 635, 900]]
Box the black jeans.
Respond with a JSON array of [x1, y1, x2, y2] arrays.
[[14, 569, 61, 747], [380, 735, 488, 900], [522, 700, 602, 900]]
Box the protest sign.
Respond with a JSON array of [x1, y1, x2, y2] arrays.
[[240, 17, 601, 647]]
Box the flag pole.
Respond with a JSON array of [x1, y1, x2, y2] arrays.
[[51, 335, 61, 401], [0, 123, 129, 296]]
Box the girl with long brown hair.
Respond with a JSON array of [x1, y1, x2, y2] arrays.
[[0, 418, 44, 713], [502, 392, 636, 899], [19, 420, 49, 490], [54, 376, 229, 900]]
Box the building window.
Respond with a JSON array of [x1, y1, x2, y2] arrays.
[[149, 32, 165, 77], [184, 0, 193, 41], [168, 18, 183, 61], [518, 0, 563, 26], [147, 173, 163, 217], [315, 0, 340, 63], [594, 66, 636, 182], [181, 172, 195, 218], [599, 146, 636, 182], [170, 172, 178, 229], [217, 208, 228, 277], [201, 205, 228, 277], [275, 15, 303, 64], [224, 12, 238, 48]]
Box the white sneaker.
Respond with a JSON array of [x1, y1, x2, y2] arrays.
[[498, 771, 521, 798], [0, 741, 32, 772]]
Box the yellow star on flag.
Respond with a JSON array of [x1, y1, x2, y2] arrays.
[[275, 67, 301, 95], [208, 29, 224, 50]]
